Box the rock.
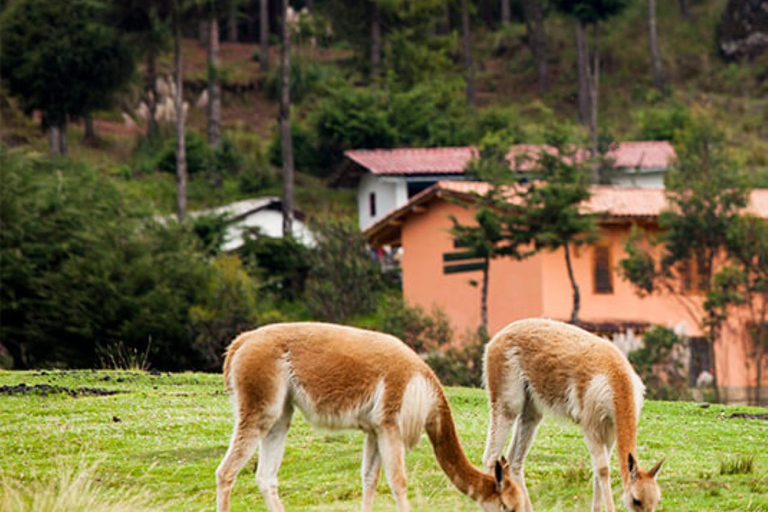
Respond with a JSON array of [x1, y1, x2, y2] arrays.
[[718, 0, 768, 61]]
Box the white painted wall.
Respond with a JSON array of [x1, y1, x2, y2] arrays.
[[222, 210, 315, 251], [357, 174, 409, 231]]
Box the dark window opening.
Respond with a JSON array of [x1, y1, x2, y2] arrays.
[[369, 192, 376, 217], [593, 245, 613, 294]]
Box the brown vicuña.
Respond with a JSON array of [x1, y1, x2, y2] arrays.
[[216, 322, 521, 512], [482, 319, 665, 512]]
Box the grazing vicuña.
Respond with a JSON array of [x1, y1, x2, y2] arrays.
[[216, 322, 521, 512], [483, 318, 664, 512]]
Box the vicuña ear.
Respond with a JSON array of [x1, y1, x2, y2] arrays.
[[494, 458, 508, 490], [628, 453, 638, 482], [649, 456, 666, 478]]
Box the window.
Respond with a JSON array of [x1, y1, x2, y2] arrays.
[[593, 245, 613, 294], [369, 192, 376, 217], [680, 254, 708, 294]]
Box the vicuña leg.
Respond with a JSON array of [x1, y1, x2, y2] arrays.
[[361, 432, 382, 512], [483, 407, 514, 471], [377, 426, 410, 512], [505, 398, 542, 512], [216, 415, 264, 512], [255, 406, 293, 512], [584, 435, 615, 512]]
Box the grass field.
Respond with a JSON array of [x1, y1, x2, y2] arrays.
[[0, 370, 766, 511]]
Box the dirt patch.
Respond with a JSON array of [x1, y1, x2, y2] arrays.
[[728, 412, 768, 420], [0, 383, 122, 398]]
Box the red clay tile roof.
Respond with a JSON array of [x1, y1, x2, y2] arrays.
[[345, 141, 676, 176], [345, 147, 477, 175]]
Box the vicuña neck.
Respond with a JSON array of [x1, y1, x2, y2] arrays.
[[610, 374, 639, 485], [425, 389, 495, 501]]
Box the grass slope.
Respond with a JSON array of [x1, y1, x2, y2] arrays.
[[0, 370, 766, 511]]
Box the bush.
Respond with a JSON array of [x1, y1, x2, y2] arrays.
[[268, 121, 321, 176], [634, 102, 692, 142], [313, 86, 396, 172], [264, 59, 334, 104], [304, 219, 383, 322], [388, 80, 474, 147], [629, 326, 690, 400], [0, 151, 212, 370], [157, 131, 214, 176], [374, 296, 453, 353], [238, 236, 311, 302], [425, 330, 487, 388], [190, 255, 260, 369]]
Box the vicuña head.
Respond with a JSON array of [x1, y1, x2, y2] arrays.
[[483, 318, 665, 512], [216, 322, 522, 512], [623, 453, 664, 512]]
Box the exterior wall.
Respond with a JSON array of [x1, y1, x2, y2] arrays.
[[538, 224, 703, 337], [401, 199, 545, 341], [358, 174, 408, 231], [717, 309, 768, 405]]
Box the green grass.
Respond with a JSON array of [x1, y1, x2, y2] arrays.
[[1, 371, 766, 511]]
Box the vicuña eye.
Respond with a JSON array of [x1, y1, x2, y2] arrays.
[[632, 498, 642, 507]]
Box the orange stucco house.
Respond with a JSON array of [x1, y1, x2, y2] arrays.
[[364, 181, 768, 405]]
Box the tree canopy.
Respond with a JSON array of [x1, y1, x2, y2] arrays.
[[0, 0, 134, 128]]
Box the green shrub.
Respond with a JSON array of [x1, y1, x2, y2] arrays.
[[264, 59, 334, 104], [238, 236, 311, 302], [373, 296, 453, 353], [157, 131, 214, 176], [190, 255, 260, 369], [634, 102, 692, 142], [268, 121, 321, 176], [388, 80, 474, 147], [304, 219, 383, 322], [629, 325, 690, 400], [0, 150, 211, 370], [425, 330, 487, 388], [313, 86, 396, 172]]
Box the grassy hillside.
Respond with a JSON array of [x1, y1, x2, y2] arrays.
[[1, 370, 766, 511]]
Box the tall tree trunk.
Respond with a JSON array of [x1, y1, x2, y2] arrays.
[[522, 0, 548, 94], [481, 257, 489, 333], [174, 5, 188, 222], [260, 0, 270, 72], [500, 0, 511, 24], [576, 19, 590, 126], [588, 23, 600, 170], [228, 2, 238, 42], [564, 244, 581, 324], [370, 1, 381, 84], [83, 113, 95, 142], [146, 50, 160, 139], [199, 20, 209, 45], [280, 0, 295, 237], [461, 0, 476, 110], [648, 0, 665, 91], [59, 122, 68, 156], [208, 15, 222, 149], [708, 329, 721, 403], [49, 125, 61, 156]]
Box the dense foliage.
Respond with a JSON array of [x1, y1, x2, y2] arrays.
[[0, 0, 134, 128]]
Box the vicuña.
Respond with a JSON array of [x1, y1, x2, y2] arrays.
[[216, 322, 521, 512], [482, 318, 664, 512]]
